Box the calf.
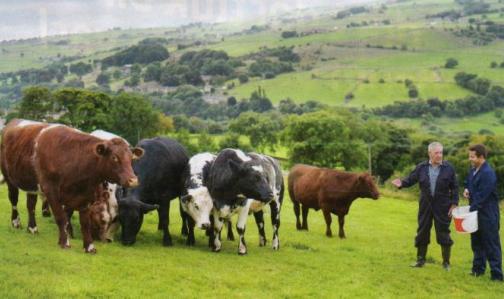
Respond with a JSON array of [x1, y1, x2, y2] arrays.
[[180, 153, 216, 245], [1, 119, 52, 234], [288, 164, 379, 238], [117, 137, 189, 246], [33, 125, 143, 253], [205, 149, 283, 255]]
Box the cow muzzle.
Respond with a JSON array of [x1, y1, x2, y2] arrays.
[[126, 177, 139, 188]]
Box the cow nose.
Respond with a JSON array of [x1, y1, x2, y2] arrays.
[[127, 177, 139, 187], [267, 191, 274, 199], [200, 223, 210, 230]]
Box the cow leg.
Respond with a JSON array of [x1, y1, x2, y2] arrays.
[[323, 209, 332, 237], [293, 200, 302, 230], [7, 182, 21, 229], [41, 199, 51, 217], [301, 205, 309, 230], [79, 207, 96, 254], [66, 209, 75, 239], [254, 210, 267, 247], [185, 212, 196, 246], [270, 199, 281, 250], [338, 214, 346, 239], [180, 203, 188, 236], [226, 219, 235, 241], [158, 199, 172, 246], [236, 200, 252, 255], [44, 188, 70, 249], [26, 193, 38, 234], [211, 212, 224, 252]]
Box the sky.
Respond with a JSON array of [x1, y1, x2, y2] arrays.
[[0, 0, 375, 41]]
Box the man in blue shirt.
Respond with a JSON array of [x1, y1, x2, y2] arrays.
[[465, 144, 502, 281], [392, 142, 458, 270]]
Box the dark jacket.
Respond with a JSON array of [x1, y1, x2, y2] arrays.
[[466, 161, 500, 221], [401, 161, 459, 206]]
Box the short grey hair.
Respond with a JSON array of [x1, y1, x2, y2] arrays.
[[428, 142, 443, 152]]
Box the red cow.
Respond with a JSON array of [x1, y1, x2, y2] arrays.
[[1, 119, 51, 233], [288, 164, 379, 238]]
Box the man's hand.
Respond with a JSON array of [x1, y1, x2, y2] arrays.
[[391, 178, 402, 188], [448, 204, 457, 217], [463, 188, 470, 199]]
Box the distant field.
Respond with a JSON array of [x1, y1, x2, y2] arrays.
[[1, 185, 503, 298], [396, 111, 504, 135]]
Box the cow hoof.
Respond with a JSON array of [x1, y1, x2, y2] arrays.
[[238, 250, 248, 255], [60, 243, 71, 249], [339, 234, 346, 239], [163, 239, 173, 247], [27, 226, 38, 234], [212, 247, 221, 253], [42, 209, 51, 217], [326, 232, 333, 238], [11, 217, 21, 229], [186, 239, 195, 246], [296, 224, 302, 230], [259, 237, 266, 247], [227, 235, 235, 241], [272, 238, 279, 250], [85, 244, 97, 254]]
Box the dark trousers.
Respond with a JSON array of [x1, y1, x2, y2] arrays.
[[471, 218, 503, 279], [415, 198, 453, 247]]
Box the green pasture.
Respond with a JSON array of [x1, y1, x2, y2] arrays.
[[1, 185, 503, 298]]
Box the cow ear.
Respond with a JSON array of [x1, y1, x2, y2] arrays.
[[141, 202, 159, 213], [95, 143, 109, 157], [180, 194, 193, 203], [132, 147, 144, 160], [228, 160, 242, 174]]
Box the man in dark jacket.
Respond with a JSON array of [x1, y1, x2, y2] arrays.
[[465, 144, 502, 281], [392, 142, 458, 270]]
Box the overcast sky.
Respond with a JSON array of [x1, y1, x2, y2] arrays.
[[0, 0, 375, 41]]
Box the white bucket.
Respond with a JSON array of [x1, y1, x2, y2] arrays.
[[452, 206, 478, 234]]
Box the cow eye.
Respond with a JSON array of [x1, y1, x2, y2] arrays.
[[194, 204, 199, 210]]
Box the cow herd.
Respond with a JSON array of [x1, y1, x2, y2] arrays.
[[1, 119, 380, 255]]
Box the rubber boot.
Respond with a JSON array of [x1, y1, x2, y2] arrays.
[[410, 246, 427, 267], [442, 245, 451, 271]]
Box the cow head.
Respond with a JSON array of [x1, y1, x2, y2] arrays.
[[117, 190, 158, 245], [180, 187, 213, 230], [229, 160, 273, 203], [359, 173, 380, 200], [94, 138, 144, 188]]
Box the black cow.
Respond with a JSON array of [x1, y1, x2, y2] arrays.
[[117, 137, 189, 246], [205, 149, 283, 255]]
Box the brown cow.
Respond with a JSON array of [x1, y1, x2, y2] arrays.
[[288, 164, 379, 238], [33, 124, 143, 253], [0, 119, 52, 233]]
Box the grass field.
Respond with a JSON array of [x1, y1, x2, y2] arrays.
[[1, 185, 503, 298]]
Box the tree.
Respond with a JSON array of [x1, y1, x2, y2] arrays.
[[229, 111, 283, 151], [108, 93, 160, 144], [17, 86, 54, 121], [238, 74, 249, 84], [249, 88, 273, 112], [282, 110, 367, 169], [445, 58, 459, 69], [69, 62, 93, 77], [96, 72, 110, 86]]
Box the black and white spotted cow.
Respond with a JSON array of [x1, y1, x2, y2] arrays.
[[205, 149, 284, 255], [180, 152, 216, 245]]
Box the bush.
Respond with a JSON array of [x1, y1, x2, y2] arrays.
[[445, 58, 459, 69]]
